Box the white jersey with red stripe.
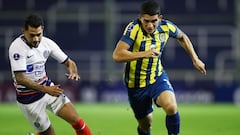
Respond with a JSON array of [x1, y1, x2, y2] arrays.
[[8, 35, 68, 103]]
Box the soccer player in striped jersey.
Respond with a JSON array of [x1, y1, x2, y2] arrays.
[[113, 0, 206, 135], [8, 14, 91, 135]]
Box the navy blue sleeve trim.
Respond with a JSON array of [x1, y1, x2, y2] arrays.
[[13, 70, 27, 73], [120, 36, 134, 46], [61, 57, 69, 64]]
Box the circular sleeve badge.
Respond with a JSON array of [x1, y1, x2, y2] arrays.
[[13, 53, 20, 60]]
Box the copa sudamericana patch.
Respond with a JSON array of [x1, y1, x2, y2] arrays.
[[13, 53, 20, 60], [127, 23, 134, 31]]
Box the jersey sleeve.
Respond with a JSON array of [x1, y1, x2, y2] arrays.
[[120, 20, 140, 47], [8, 41, 27, 72], [166, 20, 179, 38], [46, 38, 68, 63]]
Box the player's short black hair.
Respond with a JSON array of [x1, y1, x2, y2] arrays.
[[23, 14, 44, 30], [140, 0, 160, 16]]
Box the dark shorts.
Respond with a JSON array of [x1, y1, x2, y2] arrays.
[[127, 70, 174, 119]]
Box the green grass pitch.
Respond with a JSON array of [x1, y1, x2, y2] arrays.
[[0, 103, 239, 135]]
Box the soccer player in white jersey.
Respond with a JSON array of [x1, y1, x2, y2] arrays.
[[8, 14, 91, 135]]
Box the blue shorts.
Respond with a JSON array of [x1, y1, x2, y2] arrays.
[[127, 70, 174, 119]]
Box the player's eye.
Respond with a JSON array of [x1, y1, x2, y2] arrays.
[[144, 20, 150, 23], [144, 19, 157, 24], [151, 19, 158, 23], [30, 33, 41, 37]]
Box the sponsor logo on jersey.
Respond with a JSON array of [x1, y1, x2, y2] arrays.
[[26, 64, 34, 72], [27, 55, 34, 58]]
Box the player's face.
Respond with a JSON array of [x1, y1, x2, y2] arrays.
[[139, 14, 162, 34], [23, 25, 43, 48]]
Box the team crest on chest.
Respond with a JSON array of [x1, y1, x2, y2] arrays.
[[159, 33, 166, 42], [43, 50, 49, 59]]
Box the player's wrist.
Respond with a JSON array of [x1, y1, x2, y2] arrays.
[[40, 85, 46, 92]]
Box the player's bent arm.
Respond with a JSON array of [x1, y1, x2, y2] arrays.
[[112, 41, 158, 62], [14, 72, 63, 96], [14, 71, 45, 91]]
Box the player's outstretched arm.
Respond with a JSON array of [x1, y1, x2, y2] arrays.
[[176, 30, 206, 75], [64, 58, 80, 81]]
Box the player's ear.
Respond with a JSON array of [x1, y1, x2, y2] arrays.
[[21, 28, 25, 33], [138, 14, 141, 20], [158, 15, 163, 20]]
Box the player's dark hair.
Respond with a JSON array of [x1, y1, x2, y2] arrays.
[[140, 0, 160, 16], [23, 14, 44, 30]]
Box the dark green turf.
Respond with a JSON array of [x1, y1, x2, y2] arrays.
[[0, 103, 239, 135]]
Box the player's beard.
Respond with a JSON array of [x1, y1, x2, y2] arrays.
[[146, 28, 155, 34], [31, 41, 40, 48]]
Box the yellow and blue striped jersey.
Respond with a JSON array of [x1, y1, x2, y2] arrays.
[[120, 19, 179, 88]]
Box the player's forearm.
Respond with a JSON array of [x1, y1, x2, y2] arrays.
[[113, 50, 147, 62], [178, 34, 199, 62], [64, 59, 78, 74], [14, 72, 45, 92]]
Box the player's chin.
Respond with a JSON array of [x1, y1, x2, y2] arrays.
[[32, 42, 40, 48], [31, 44, 39, 48], [147, 29, 154, 34]]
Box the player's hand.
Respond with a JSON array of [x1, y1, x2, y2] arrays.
[[193, 59, 206, 75], [146, 49, 160, 58], [42, 84, 63, 97], [65, 73, 80, 81]]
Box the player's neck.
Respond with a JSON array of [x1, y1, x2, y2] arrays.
[[21, 36, 33, 48]]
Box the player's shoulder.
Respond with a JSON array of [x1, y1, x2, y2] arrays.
[[10, 36, 23, 45], [159, 19, 175, 26], [159, 19, 178, 31], [125, 19, 140, 32], [132, 18, 140, 25], [41, 36, 54, 43], [41, 36, 58, 46], [9, 36, 26, 50]]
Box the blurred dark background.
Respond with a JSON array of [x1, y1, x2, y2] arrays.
[[0, 0, 239, 103]]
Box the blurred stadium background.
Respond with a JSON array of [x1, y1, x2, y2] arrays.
[[0, 0, 239, 104]]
